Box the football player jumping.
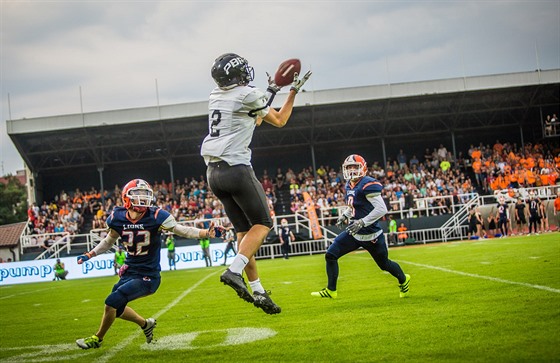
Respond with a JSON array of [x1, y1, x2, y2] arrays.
[[201, 53, 311, 314], [311, 155, 411, 299], [75, 179, 217, 350]]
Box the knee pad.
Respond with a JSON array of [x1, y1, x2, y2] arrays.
[[325, 252, 338, 261], [105, 291, 127, 317]]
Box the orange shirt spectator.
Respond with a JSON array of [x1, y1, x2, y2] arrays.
[[526, 170, 536, 186], [398, 223, 408, 241], [516, 169, 526, 185], [471, 149, 481, 160], [509, 172, 518, 184], [548, 172, 558, 186], [472, 159, 482, 174], [497, 175, 508, 190], [539, 173, 549, 186], [493, 142, 503, 155], [526, 156, 535, 170], [554, 194, 560, 215], [490, 178, 499, 191]]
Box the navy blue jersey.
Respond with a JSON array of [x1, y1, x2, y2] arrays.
[[280, 226, 292, 242], [345, 176, 384, 235], [497, 203, 508, 221], [529, 199, 539, 216], [107, 206, 173, 277]]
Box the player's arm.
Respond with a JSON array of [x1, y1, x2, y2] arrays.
[[346, 192, 387, 234], [77, 229, 119, 264], [262, 92, 296, 128], [170, 223, 214, 239], [158, 212, 216, 239], [262, 72, 311, 128], [361, 193, 388, 226]]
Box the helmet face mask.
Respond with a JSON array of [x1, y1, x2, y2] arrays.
[[211, 53, 254, 89], [122, 179, 154, 212], [343, 154, 367, 181]]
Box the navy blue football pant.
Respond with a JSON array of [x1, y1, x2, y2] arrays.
[[325, 231, 406, 291], [105, 272, 161, 316]]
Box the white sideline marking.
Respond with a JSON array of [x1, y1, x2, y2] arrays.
[[0, 286, 57, 300], [96, 270, 219, 363], [141, 328, 277, 350], [398, 260, 560, 294]]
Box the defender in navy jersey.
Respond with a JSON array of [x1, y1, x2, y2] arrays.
[[312, 155, 411, 299], [201, 53, 311, 314], [76, 179, 216, 350], [496, 196, 510, 237], [528, 194, 541, 235]]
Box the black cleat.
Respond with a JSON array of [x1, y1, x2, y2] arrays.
[[253, 290, 281, 315], [220, 269, 254, 303]]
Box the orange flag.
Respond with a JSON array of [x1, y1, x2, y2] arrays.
[[302, 192, 323, 239]]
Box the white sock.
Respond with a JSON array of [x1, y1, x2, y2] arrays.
[[249, 279, 265, 294], [228, 254, 249, 274]]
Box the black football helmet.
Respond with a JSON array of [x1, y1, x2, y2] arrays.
[[211, 53, 254, 89]]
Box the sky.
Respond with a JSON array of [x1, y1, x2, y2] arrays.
[[1, 0, 559, 176]]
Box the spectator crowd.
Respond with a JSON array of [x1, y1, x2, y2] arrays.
[[26, 139, 560, 240]]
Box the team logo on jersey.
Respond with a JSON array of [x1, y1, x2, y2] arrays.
[[124, 224, 145, 230]]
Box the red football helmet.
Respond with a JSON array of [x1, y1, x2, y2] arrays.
[[342, 154, 367, 181], [122, 179, 154, 211]]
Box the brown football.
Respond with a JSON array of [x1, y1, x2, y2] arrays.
[[274, 58, 301, 87]]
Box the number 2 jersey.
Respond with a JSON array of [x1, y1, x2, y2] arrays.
[[200, 85, 270, 166], [106, 206, 176, 277], [345, 176, 385, 240]]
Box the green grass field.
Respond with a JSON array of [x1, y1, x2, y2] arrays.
[[1, 235, 559, 363]]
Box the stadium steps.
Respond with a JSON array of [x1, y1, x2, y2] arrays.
[[274, 184, 292, 216]]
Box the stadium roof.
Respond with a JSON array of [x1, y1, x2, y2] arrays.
[[6, 69, 560, 201]]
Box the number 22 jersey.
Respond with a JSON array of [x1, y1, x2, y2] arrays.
[[106, 206, 176, 277]]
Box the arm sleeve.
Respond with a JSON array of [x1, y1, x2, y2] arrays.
[[361, 194, 388, 226], [172, 223, 206, 239], [246, 89, 270, 118], [90, 233, 119, 256]]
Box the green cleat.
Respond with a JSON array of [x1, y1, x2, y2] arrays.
[[399, 274, 411, 298], [311, 288, 337, 299], [76, 335, 102, 350]]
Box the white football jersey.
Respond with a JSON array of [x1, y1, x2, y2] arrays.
[[201, 85, 270, 166]]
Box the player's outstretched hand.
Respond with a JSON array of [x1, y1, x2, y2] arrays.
[[346, 219, 365, 235], [77, 253, 91, 265], [336, 214, 349, 229], [207, 221, 220, 238], [266, 72, 282, 94], [290, 70, 312, 93]]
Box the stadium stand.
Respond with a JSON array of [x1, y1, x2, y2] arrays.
[[4, 70, 559, 261]]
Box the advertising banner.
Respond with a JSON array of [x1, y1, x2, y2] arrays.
[[0, 243, 234, 286]]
